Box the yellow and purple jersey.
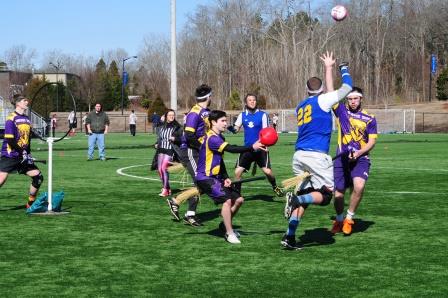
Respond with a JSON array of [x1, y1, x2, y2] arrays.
[[183, 104, 210, 147], [196, 130, 228, 181], [1, 112, 32, 158], [333, 103, 378, 154]]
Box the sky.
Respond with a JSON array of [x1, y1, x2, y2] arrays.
[[1, 0, 212, 63]]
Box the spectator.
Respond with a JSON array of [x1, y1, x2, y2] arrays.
[[50, 114, 57, 137], [272, 113, 279, 132], [129, 110, 137, 136], [150, 112, 161, 134], [68, 110, 76, 136], [86, 103, 110, 161]]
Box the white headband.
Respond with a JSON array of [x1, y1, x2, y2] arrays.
[[307, 84, 323, 95], [196, 91, 212, 100], [347, 91, 363, 98]]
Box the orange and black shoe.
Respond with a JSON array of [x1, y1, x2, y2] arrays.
[[342, 219, 355, 235], [331, 220, 343, 234]]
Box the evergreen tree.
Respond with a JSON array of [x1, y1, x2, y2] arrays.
[[147, 93, 167, 120], [24, 76, 54, 117], [65, 77, 85, 112], [93, 58, 110, 109], [108, 60, 122, 110], [436, 67, 448, 101], [228, 88, 242, 110]]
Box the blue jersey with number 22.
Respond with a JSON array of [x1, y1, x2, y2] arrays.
[[295, 95, 333, 153]]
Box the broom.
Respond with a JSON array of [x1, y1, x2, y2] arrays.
[[167, 162, 186, 174], [281, 172, 311, 193]]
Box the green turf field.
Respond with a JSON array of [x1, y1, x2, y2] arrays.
[[1, 132, 447, 297]]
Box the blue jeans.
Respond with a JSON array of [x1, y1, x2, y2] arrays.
[[88, 133, 105, 159]]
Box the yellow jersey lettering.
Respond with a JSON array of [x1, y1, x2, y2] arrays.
[[297, 105, 312, 126]]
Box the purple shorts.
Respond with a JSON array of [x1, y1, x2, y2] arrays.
[[333, 155, 371, 191], [196, 178, 241, 204]]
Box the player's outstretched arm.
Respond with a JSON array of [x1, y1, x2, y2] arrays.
[[320, 51, 335, 92], [223, 140, 266, 154], [318, 61, 353, 112]]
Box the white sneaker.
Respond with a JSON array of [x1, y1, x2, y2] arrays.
[[225, 232, 241, 244]]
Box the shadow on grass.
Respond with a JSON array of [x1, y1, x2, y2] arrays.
[[298, 228, 335, 247], [197, 209, 221, 223], [105, 157, 119, 161], [203, 224, 244, 238], [187, 226, 287, 240], [245, 194, 283, 203], [0, 204, 26, 211], [351, 218, 375, 235]]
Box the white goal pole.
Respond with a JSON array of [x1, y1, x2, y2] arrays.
[[47, 137, 54, 211], [403, 110, 406, 133], [170, 0, 177, 112]]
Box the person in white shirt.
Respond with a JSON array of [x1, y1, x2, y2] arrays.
[[50, 114, 57, 137], [68, 111, 76, 136], [272, 113, 279, 131], [129, 110, 137, 136]]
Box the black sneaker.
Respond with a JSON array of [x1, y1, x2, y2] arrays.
[[281, 234, 303, 250], [183, 215, 202, 227], [273, 186, 285, 197], [167, 198, 180, 221]]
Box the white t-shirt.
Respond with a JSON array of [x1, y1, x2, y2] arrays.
[[129, 113, 137, 125], [68, 111, 75, 123]]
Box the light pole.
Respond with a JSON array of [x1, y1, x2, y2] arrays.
[[121, 56, 137, 115], [49, 61, 62, 112]]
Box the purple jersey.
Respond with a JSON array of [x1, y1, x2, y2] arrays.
[[333, 103, 378, 155], [1, 112, 32, 158], [183, 104, 210, 147], [196, 130, 228, 181]]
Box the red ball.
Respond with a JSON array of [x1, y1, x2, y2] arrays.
[[259, 127, 278, 146]]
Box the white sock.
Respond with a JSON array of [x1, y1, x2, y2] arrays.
[[346, 210, 355, 220], [185, 211, 195, 217]]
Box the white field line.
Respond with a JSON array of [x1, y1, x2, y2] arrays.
[[116, 164, 448, 194], [43, 152, 448, 173]]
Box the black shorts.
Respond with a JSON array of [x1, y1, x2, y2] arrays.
[[236, 150, 271, 171], [177, 147, 199, 181], [197, 178, 241, 204], [0, 157, 39, 174]]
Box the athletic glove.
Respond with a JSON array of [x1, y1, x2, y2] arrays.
[[227, 126, 237, 134]]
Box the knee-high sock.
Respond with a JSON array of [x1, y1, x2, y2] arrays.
[[266, 174, 277, 188], [292, 193, 314, 209], [286, 215, 300, 236]]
